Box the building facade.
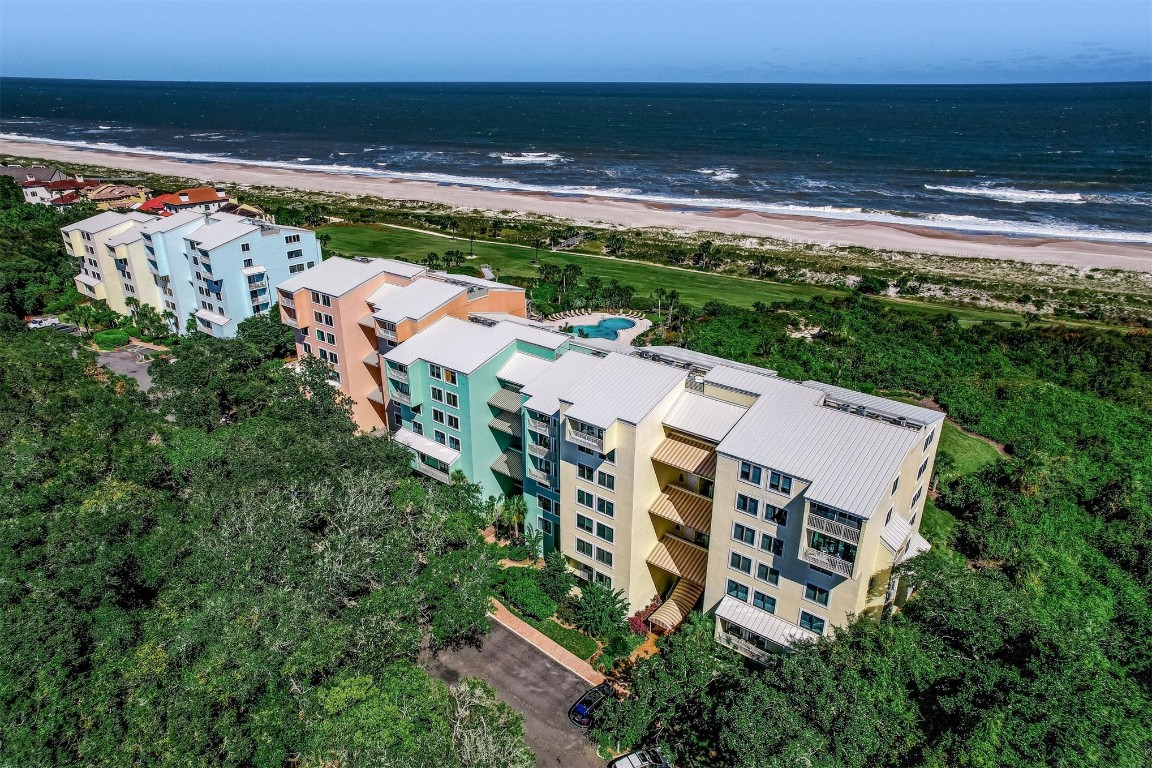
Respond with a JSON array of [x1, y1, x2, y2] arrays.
[[280, 264, 944, 659], [63, 209, 320, 336]]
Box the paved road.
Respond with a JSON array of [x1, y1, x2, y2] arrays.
[[97, 349, 154, 392], [425, 622, 603, 768]]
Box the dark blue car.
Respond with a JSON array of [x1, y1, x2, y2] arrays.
[[567, 681, 615, 727]]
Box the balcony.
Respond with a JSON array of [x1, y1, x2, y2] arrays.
[[646, 534, 709, 586], [363, 352, 381, 367], [282, 312, 298, 328], [247, 279, 268, 290], [391, 390, 411, 407], [377, 323, 398, 341], [489, 412, 520, 436], [649, 484, 713, 534], [800, 547, 855, 578], [279, 294, 295, 309], [567, 426, 604, 452], [526, 466, 551, 486], [805, 513, 861, 545], [387, 367, 409, 384], [716, 625, 774, 664], [527, 417, 551, 436], [527, 442, 552, 459], [415, 461, 451, 484]]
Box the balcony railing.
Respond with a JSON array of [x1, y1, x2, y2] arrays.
[[415, 462, 451, 484], [279, 294, 295, 308], [387, 367, 409, 384], [800, 547, 855, 578], [282, 315, 298, 328], [567, 427, 604, 452], [716, 627, 773, 664], [526, 466, 551, 486], [377, 324, 398, 341], [527, 442, 553, 459], [805, 513, 861, 545], [527, 417, 551, 436], [247, 279, 268, 290], [391, 390, 411, 406]]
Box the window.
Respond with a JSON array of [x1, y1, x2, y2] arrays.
[[287, 248, 304, 259], [924, 429, 935, 451], [327, 351, 338, 365], [325, 333, 335, 345], [732, 522, 756, 545], [885, 507, 893, 525], [729, 551, 752, 574], [429, 364, 443, 380], [595, 547, 613, 567], [891, 477, 900, 495], [917, 458, 930, 480], [727, 579, 749, 602], [799, 611, 826, 634], [445, 392, 459, 408], [432, 409, 445, 424], [769, 472, 793, 495], [756, 563, 780, 585], [597, 471, 615, 490], [392, 411, 402, 427], [596, 498, 615, 518], [319, 348, 330, 362], [289, 263, 305, 274], [739, 462, 763, 485], [576, 538, 593, 557], [804, 583, 831, 607], [241, 244, 251, 253], [285, 234, 301, 244], [595, 522, 614, 542], [431, 387, 444, 402], [537, 494, 553, 513], [912, 486, 923, 507], [448, 436, 461, 451], [578, 464, 594, 481], [447, 415, 459, 430], [753, 591, 776, 613], [311, 292, 332, 307], [434, 430, 446, 445], [764, 505, 788, 526], [313, 311, 333, 326], [577, 489, 594, 508], [736, 493, 759, 517], [594, 572, 612, 587], [760, 533, 784, 557], [302, 342, 312, 355], [577, 514, 594, 534], [307, 261, 315, 268], [444, 369, 458, 385], [315, 329, 325, 341]]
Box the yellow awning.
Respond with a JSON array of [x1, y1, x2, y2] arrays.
[[646, 535, 709, 586], [649, 485, 713, 532], [651, 434, 716, 479], [648, 579, 704, 632]]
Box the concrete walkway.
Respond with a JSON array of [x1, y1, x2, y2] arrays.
[[489, 598, 605, 687]]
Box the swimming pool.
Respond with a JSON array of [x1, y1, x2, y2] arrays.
[[570, 317, 636, 341]]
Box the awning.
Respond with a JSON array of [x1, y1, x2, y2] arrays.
[[880, 514, 913, 553], [487, 387, 524, 413], [366, 388, 386, 405], [649, 485, 713, 531], [651, 434, 717, 479], [491, 448, 524, 482], [488, 412, 520, 435], [75, 273, 103, 288], [194, 308, 230, 325], [715, 595, 819, 649], [648, 579, 704, 632], [394, 427, 460, 466], [363, 352, 381, 366], [896, 532, 931, 564], [646, 535, 708, 585], [241, 265, 267, 276]]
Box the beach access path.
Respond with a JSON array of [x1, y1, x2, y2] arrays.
[[4, 138, 1149, 273]]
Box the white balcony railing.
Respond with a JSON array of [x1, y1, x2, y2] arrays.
[[527, 418, 551, 436], [526, 466, 551, 486], [415, 462, 451, 484], [805, 513, 862, 545], [387, 367, 409, 384], [716, 628, 773, 664], [279, 294, 295, 308], [567, 427, 604, 452], [377, 324, 398, 341], [391, 390, 411, 406], [800, 547, 855, 578], [527, 443, 552, 459]]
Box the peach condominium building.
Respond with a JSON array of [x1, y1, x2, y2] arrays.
[[276, 259, 943, 660]]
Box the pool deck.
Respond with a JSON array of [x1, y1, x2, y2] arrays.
[[540, 312, 652, 349]]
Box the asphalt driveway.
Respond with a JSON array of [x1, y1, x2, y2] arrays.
[[97, 347, 155, 392], [425, 622, 604, 768]]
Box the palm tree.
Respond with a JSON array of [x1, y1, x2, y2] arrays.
[[317, 233, 332, 249], [65, 304, 96, 334], [497, 494, 527, 539], [653, 287, 668, 319], [124, 296, 141, 325], [421, 252, 442, 270], [161, 309, 178, 335], [752, 254, 771, 277], [560, 263, 582, 291]]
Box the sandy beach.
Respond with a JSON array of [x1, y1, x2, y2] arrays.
[[3, 137, 1150, 273]]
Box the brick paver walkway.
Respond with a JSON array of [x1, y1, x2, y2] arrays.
[[488, 598, 605, 687]]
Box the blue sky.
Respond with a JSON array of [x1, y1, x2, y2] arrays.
[[1, 0, 1148, 83]]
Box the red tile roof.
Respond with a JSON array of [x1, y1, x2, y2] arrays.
[[50, 192, 82, 206], [138, 194, 176, 213], [167, 187, 227, 205], [22, 178, 99, 191]]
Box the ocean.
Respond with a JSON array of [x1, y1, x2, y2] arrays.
[[1, 79, 1149, 242]]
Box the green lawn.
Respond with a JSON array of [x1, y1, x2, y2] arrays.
[[529, 616, 600, 661], [938, 421, 1004, 483]]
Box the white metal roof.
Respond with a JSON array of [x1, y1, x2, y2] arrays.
[[717, 383, 922, 519], [188, 218, 258, 251], [714, 595, 820, 648], [497, 352, 554, 386], [703, 364, 782, 395], [375, 259, 427, 279], [393, 427, 460, 465], [429, 271, 524, 292], [880, 513, 914, 553], [137, 209, 205, 234], [520, 351, 602, 415], [371, 280, 466, 323], [365, 281, 400, 307], [661, 390, 748, 442], [563, 352, 687, 428], [75, 273, 102, 287], [61, 210, 152, 234], [635, 346, 776, 377], [384, 317, 566, 374], [105, 228, 143, 247], [194, 308, 229, 325], [801, 382, 946, 427], [241, 265, 267, 277], [275, 257, 392, 297], [896, 532, 932, 564]]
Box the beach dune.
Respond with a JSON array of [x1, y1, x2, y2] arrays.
[[3, 137, 1149, 273]]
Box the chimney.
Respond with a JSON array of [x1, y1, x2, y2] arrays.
[[75, 174, 84, 182], [25, 174, 34, 182], [179, 193, 190, 202], [216, 189, 226, 198]]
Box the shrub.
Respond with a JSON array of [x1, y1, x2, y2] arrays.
[[538, 550, 576, 602], [500, 568, 557, 621], [570, 581, 628, 639], [598, 631, 644, 670], [93, 328, 130, 349], [628, 594, 662, 636]]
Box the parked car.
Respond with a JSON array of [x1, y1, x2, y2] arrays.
[[26, 316, 58, 330], [567, 681, 615, 727], [608, 747, 672, 768]]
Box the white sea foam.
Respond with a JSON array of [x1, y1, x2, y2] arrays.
[[926, 184, 1085, 204], [2, 132, 1147, 243], [696, 167, 740, 181], [489, 152, 569, 165]]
